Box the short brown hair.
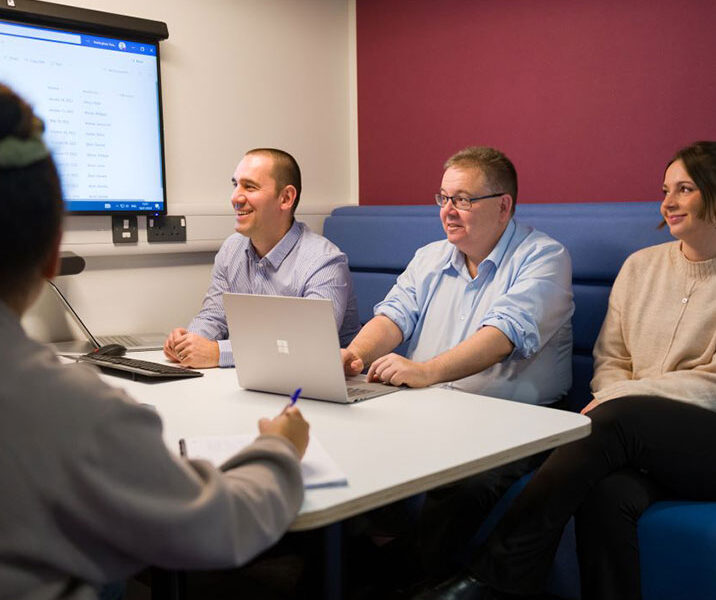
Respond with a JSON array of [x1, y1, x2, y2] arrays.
[[444, 146, 518, 215], [246, 148, 302, 213], [667, 141, 716, 224]]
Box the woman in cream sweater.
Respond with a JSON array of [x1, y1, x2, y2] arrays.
[[417, 141, 716, 600]]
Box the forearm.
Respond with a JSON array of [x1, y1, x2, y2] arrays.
[[77, 401, 304, 571], [423, 325, 514, 385], [593, 372, 716, 411], [591, 304, 633, 392], [590, 361, 633, 393], [346, 315, 403, 366], [148, 437, 303, 569]]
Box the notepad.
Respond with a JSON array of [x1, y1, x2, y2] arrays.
[[179, 434, 348, 489]]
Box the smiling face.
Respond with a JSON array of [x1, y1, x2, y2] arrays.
[[230, 153, 295, 256], [439, 166, 513, 269], [661, 159, 713, 254]]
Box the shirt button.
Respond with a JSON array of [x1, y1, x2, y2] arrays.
[[460, 315, 465, 320], [682, 297, 688, 304]]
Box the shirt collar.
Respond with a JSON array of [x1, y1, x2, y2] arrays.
[[485, 218, 516, 269], [246, 220, 302, 269], [446, 218, 517, 278]]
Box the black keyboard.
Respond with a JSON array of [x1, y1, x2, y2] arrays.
[[77, 354, 204, 379]]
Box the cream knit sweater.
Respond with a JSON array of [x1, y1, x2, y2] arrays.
[[591, 241, 716, 411]]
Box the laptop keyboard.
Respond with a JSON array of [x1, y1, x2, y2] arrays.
[[347, 386, 368, 396], [347, 386, 379, 399], [97, 334, 146, 346], [77, 354, 203, 379]]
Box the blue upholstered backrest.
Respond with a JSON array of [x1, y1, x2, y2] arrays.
[[323, 203, 672, 410]]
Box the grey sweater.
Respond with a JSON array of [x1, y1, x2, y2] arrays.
[[0, 302, 303, 600]]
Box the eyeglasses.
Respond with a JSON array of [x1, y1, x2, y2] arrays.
[[435, 192, 505, 211]]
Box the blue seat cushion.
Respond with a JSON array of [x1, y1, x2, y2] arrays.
[[639, 501, 716, 600]]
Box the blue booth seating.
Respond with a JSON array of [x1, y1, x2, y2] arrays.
[[323, 202, 715, 600]]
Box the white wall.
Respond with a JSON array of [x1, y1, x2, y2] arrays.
[[22, 0, 358, 341]]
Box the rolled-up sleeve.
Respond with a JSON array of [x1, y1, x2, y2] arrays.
[[374, 250, 428, 341], [480, 240, 573, 359]]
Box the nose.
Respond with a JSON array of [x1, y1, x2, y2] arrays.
[[661, 190, 677, 211], [441, 199, 459, 219], [231, 187, 245, 208]]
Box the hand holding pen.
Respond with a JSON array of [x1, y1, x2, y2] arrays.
[[288, 387, 302, 408], [258, 387, 309, 458]]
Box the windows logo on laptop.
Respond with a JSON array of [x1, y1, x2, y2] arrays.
[[224, 293, 398, 403]]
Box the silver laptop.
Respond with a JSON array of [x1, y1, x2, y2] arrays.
[[49, 281, 166, 354], [224, 293, 398, 403]]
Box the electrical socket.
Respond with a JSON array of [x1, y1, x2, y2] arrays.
[[112, 215, 138, 244], [147, 215, 187, 243]]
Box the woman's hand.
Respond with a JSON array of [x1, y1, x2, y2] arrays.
[[259, 406, 310, 458], [581, 397, 608, 415]]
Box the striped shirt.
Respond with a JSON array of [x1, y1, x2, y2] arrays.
[[188, 220, 360, 367]]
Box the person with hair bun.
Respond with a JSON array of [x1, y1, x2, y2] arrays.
[[0, 83, 309, 600], [414, 142, 716, 600]]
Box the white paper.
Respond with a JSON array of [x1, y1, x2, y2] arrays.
[[180, 434, 348, 489]]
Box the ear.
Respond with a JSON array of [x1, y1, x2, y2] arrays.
[[498, 194, 513, 222], [278, 185, 297, 213], [41, 231, 63, 280]]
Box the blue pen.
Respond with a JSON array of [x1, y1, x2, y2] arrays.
[[289, 387, 302, 406]]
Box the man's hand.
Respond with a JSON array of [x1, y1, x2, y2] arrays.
[[341, 348, 365, 376], [366, 353, 434, 388], [163, 327, 187, 362], [259, 406, 310, 458], [581, 397, 608, 415], [168, 331, 220, 368]]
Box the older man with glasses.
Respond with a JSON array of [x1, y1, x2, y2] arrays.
[[341, 146, 574, 594]]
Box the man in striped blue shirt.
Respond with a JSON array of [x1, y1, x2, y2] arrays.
[[164, 148, 359, 368]]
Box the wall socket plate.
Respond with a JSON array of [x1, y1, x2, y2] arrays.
[[147, 215, 187, 242], [112, 215, 138, 244]]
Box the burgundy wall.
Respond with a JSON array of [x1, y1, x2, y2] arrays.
[[356, 0, 716, 205]]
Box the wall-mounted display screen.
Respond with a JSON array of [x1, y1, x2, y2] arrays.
[[0, 16, 166, 215]]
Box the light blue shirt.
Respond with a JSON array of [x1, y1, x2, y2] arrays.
[[375, 219, 573, 405], [189, 220, 360, 367]]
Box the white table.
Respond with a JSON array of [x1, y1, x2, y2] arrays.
[[99, 352, 590, 598], [101, 352, 590, 530]]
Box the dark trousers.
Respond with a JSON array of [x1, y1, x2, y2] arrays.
[[360, 449, 547, 593], [414, 450, 548, 578], [471, 396, 716, 600]]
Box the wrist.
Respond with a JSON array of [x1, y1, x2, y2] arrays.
[[347, 343, 367, 365], [422, 359, 442, 386]]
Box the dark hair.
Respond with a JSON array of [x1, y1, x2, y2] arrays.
[[0, 84, 63, 299], [444, 146, 518, 215], [246, 148, 302, 213], [666, 141, 716, 225]]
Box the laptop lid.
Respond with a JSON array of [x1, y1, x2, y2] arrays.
[[48, 281, 165, 353], [224, 293, 387, 403]]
